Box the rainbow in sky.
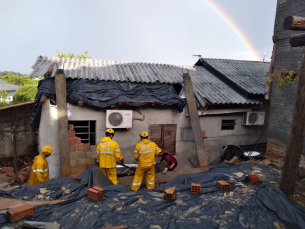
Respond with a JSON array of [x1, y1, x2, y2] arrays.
[[201, 0, 261, 61]]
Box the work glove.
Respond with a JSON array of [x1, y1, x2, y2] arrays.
[[163, 168, 168, 174], [95, 159, 99, 166], [156, 162, 160, 167], [120, 159, 124, 164]]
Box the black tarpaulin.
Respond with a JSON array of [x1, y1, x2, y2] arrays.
[[29, 78, 186, 130], [1, 163, 305, 228]]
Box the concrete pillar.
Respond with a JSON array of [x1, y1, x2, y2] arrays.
[[55, 69, 70, 177]]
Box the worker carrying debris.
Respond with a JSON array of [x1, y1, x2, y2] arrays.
[[29, 145, 53, 186], [96, 128, 124, 185], [158, 150, 178, 173], [131, 131, 162, 191]]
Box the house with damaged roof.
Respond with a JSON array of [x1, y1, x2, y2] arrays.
[[29, 56, 270, 178]]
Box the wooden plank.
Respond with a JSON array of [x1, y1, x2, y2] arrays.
[[163, 124, 177, 154], [284, 16, 305, 31], [182, 73, 209, 167], [149, 124, 162, 148], [55, 69, 70, 177], [280, 48, 305, 196]]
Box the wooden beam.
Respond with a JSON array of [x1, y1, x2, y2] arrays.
[[284, 16, 305, 31], [182, 73, 209, 167], [118, 167, 209, 186], [289, 33, 305, 47], [55, 69, 70, 177], [280, 48, 305, 196]]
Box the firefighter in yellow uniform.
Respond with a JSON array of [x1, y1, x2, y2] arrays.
[[29, 145, 53, 186], [96, 128, 124, 185], [131, 131, 162, 191]]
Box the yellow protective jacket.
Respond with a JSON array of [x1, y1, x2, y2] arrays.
[[134, 139, 162, 167], [96, 137, 123, 168], [29, 153, 50, 186]]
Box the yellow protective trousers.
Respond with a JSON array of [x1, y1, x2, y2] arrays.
[[131, 165, 155, 191], [100, 168, 118, 185]]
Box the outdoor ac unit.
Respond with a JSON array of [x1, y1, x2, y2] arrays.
[[106, 110, 133, 128], [242, 111, 265, 126]]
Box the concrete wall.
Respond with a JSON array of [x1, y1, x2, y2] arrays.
[[0, 103, 38, 159], [39, 99, 269, 178], [268, 0, 305, 154]]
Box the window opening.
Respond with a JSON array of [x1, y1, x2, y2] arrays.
[[221, 120, 236, 130], [68, 120, 96, 145]]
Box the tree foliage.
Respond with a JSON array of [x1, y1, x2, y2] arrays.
[[0, 90, 8, 99], [0, 71, 28, 79], [13, 85, 37, 102], [2, 74, 39, 86], [56, 49, 91, 59]]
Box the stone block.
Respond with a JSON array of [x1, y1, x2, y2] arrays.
[[70, 151, 85, 160], [70, 166, 86, 178], [85, 151, 94, 158], [77, 144, 90, 151], [77, 158, 87, 166], [70, 160, 77, 168], [86, 158, 95, 166]]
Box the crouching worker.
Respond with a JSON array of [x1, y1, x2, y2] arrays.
[[29, 145, 53, 186], [158, 150, 178, 173], [131, 131, 162, 191], [96, 128, 124, 185]]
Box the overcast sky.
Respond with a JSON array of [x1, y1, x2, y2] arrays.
[[0, 0, 277, 74]]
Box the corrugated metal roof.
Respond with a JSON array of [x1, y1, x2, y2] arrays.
[[0, 80, 19, 91], [200, 58, 270, 95], [29, 56, 261, 107]]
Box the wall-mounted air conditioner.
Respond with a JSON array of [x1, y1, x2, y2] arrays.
[[242, 111, 265, 126], [106, 110, 133, 128]]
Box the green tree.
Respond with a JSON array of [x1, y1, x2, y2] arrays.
[[56, 49, 91, 59], [0, 90, 8, 99], [13, 85, 37, 102], [2, 74, 19, 85]]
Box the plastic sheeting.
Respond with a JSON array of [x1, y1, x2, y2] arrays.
[[1, 163, 305, 229], [30, 78, 185, 130]]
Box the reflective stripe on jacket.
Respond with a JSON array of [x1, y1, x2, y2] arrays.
[[96, 137, 123, 168], [134, 139, 162, 167], [29, 154, 49, 186]]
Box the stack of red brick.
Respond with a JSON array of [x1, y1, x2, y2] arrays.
[[69, 124, 96, 178], [7, 204, 34, 222], [87, 186, 105, 200]]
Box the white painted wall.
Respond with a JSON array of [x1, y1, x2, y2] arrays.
[[39, 99, 269, 178]]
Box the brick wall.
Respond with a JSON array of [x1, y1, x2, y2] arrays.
[[68, 124, 95, 178], [0, 103, 38, 159], [268, 0, 305, 154]]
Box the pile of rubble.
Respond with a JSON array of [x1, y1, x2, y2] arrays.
[[0, 166, 32, 190]]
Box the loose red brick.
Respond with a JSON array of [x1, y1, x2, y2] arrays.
[[248, 174, 259, 182], [7, 204, 34, 222], [92, 186, 104, 193], [69, 137, 81, 145], [6, 172, 14, 177], [17, 174, 26, 183], [2, 167, 14, 173], [216, 181, 230, 190], [68, 130, 75, 138], [77, 144, 90, 151], [191, 183, 201, 194], [69, 124, 74, 131], [164, 187, 177, 200]]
